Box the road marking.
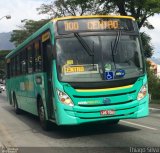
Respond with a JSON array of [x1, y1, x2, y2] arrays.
[[120, 120, 158, 130], [149, 107, 160, 111]]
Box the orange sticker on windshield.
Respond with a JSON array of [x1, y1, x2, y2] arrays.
[[64, 65, 84, 74]]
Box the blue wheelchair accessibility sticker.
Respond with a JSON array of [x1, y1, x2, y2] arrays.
[[105, 71, 114, 80]]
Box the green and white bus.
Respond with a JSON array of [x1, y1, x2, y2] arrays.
[[6, 15, 149, 130]]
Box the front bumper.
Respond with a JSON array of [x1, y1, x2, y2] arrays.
[[55, 94, 149, 125]]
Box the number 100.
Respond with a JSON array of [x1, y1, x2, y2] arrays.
[[64, 22, 79, 31]]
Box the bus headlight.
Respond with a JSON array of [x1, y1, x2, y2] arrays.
[[57, 90, 74, 106], [137, 84, 147, 101]]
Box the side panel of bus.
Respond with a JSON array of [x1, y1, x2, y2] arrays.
[[6, 26, 55, 120]]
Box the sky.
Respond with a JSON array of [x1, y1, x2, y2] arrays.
[[0, 0, 49, 32], [0, 0, 160, 58], [141, 14, 160, 58]]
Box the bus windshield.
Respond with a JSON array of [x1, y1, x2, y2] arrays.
[[56, 34, 144, 82]]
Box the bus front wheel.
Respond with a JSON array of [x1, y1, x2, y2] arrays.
[[38, 98, 50, 131]]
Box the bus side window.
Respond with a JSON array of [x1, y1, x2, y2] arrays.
[[21, 50, 27, 74], [27, 45, 33, 73], [12, 58, 15, 76], [17, 54, 21, 75], [10, 59, 12, 77], [15, 57, 17, 76], [20, 53, 22, 75], [10, 58, 14, 77], [7, 62, 10, 79], [42, 39, 52, 73], [34, 41, 42, 72]]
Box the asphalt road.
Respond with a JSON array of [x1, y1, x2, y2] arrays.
[[0, 92, 160, 153]]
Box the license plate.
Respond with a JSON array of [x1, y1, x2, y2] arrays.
[[100, 110, 115, 115]]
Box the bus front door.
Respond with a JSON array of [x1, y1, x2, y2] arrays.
[[42, 39, 55, 119]]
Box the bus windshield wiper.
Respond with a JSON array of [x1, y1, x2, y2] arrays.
[[111, 30, 122, 69], [74, 32, 95, 70], [74, 33, 94, 56]]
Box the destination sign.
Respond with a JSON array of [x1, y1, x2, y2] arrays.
[[57, 18, 135, 34], [63, 64, 99, 75]]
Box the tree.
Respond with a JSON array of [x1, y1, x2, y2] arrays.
[[10, 19, 49, 46], [140, 32, 154, 58], [37, 0, 111, 17], [146, 61, 160, 99], [0, 50, 10, 80], [37, 0, 160, 29], [101, 0, 160, 29]]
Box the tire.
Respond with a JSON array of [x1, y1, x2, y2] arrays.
[[13, 94, 21, 114], [107, 119, 120, 125], [38, 98, 50, 131]]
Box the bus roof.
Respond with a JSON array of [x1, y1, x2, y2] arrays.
[[53, 15, 135, 21], [6, 15, 135, 59]]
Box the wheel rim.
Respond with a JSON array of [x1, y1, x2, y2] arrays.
[[39, 105, 45, 121]]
